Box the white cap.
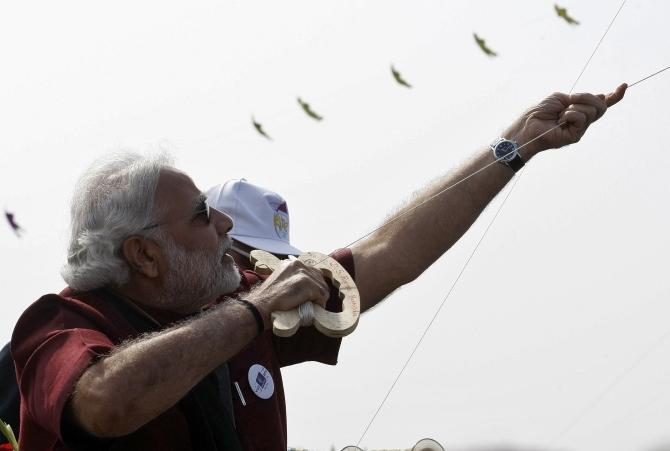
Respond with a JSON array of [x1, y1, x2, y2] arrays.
[[206, 179, 301, 256]]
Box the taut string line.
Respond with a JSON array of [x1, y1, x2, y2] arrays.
[[569, 0, 628, 94], [628, 65, 670, 88], [544, 325, 670, 449]]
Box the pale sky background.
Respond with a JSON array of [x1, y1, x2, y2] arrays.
[[1, 1, 669, 450]]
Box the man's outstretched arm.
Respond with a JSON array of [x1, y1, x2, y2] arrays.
[[351, 85, 627, 311]]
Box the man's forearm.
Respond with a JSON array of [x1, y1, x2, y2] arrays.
[[70, 299, 258, 437], [352, 148, 515, 309]]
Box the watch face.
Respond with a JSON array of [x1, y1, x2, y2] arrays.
[[494, 140, 517, 162]]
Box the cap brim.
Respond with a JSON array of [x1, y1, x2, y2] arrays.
[[231, 234, 302, 256]]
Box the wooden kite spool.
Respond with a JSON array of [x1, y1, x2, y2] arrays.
[[250, 250, 360, 338]]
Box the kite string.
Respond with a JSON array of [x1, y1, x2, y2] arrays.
[[353, 0, 631, 446], [544, 325, 670, 450], [628, 65, 670, 88], [569, 0, 628, 94]]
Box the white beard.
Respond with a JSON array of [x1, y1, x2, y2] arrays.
[[156, 236, 241, 312]]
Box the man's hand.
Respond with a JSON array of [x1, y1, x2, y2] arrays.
[[505, 83, 627, 158], [246, 260, 330, 329]]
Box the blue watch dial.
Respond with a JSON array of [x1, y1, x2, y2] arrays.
[[494, 140, 517, 162]]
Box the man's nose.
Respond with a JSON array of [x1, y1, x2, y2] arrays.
[[211, 207, 234, 235]]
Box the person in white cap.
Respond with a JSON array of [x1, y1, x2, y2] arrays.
[[206, 179, 301, 272]]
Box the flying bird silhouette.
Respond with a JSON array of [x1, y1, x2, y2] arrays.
[[390, 64, 412, 88], [473, 33, 497, 57], [554, 4, 580, 25], [297, 97, 323, 121], [251, 116, 272, 141], [4, 210, 24, 237]]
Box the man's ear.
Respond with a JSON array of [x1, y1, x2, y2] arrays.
[[121, 236, 161, 278]]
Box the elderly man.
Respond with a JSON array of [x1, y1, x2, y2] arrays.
[[11, 85, 626, 451]]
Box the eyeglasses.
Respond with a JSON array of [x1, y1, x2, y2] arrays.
[[142, 195, 212, 231]]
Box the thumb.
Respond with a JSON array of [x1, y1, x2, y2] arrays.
[[603, 83, 627, 107]]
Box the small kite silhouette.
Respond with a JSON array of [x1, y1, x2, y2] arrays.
[[554, 4, 579, 25], [297, 97, 323, 121], [391, 64, 412, 88], [251, 116, 272, 141], [5, 210, 24, 237], [473, 33, 497, 57]]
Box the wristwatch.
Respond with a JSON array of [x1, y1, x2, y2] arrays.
[[490, 137, 525, 172]]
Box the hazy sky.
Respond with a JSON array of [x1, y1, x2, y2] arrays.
[[1, 1, 669, 450]]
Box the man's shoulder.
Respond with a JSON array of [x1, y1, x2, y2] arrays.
[[11, 289, 129, 352], [16, 289, 111, 327]]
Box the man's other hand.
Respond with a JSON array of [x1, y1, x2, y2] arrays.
[[505, 83, 627, 157]]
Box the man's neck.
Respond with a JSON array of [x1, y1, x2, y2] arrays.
[[113, 283, 207, 321]]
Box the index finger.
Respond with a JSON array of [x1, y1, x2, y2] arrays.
[[568, 92, 608, 120]]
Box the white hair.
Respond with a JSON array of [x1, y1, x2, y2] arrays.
[[61, 151, 175, 291]]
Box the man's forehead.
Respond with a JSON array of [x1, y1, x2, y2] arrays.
[[155, 169, 202, 205]]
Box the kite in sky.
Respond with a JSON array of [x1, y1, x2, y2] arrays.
[[251, 116, 272, 141], [555, 4, 580, 25], [297, 97, 323, 121], [4, 210, 24, 237], [391, 64, 412, 88], [473, 33, 497, 57]]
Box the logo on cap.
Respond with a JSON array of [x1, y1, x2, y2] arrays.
[[272, 201, 290, 241]]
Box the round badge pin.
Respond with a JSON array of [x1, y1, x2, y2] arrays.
[[247, 364, 275, 399]]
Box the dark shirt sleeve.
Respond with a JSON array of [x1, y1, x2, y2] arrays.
[[0, 343, 20, 435], [274, 248, 356, 367], [11, 295, 114, 443]]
